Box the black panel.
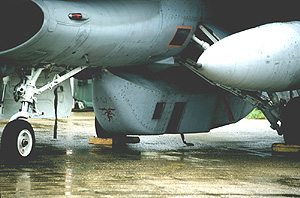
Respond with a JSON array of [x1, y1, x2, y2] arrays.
[[168, 28, 192, 47], [152, 102, 166, 120], [166, 102, 186, 132]]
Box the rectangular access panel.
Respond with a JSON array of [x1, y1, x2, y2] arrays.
[[166, 102, 186, 133]]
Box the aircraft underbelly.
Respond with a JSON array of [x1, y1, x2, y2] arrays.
[[93, 67, 253, 135]]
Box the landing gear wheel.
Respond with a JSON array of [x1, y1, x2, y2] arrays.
[[281, 97, 300, 145], [1, 120, 35, 161]]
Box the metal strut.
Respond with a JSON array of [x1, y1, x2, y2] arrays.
[[0, 76, 10, 114], [10, 66, 87, 121]]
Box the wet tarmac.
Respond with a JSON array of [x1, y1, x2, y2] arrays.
[[0, 112, 300, 197]]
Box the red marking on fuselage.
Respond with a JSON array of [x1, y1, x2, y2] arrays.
[[99, 108, 116, 122]]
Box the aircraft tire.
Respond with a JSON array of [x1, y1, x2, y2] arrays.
[[281, 97, 300, 145], [1, 120, 35, 162]]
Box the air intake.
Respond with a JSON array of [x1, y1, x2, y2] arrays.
[[0, 1, 44, 51]]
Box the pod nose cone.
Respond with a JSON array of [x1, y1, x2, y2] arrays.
[[197, 22, 300, 92]]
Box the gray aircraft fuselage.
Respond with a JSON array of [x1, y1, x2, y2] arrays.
[[0, 0, 201, 68]]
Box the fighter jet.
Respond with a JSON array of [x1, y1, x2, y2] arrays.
[[1, 0, 300, 161]]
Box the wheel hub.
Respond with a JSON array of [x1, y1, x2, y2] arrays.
[[22, 139, 29, 147], [17, 129, 33, 157]]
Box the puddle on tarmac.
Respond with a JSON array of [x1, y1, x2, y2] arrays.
[[0, 115, 300, 197]]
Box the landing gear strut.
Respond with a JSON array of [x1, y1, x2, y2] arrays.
[[1, 66, 87, 162]]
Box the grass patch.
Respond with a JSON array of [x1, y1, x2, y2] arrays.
[[246, 108, 266, 119]]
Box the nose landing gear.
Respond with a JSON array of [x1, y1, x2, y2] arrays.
[[1, 66, 87, 162]]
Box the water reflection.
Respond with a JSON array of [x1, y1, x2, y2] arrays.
[[65, 149, 73, 196], [1, 132, 300, 197], [16, 171, 31, 197], [65, 168, 72, 196]]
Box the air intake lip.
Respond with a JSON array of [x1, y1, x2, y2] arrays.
[[0, 1, 44, 52]]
